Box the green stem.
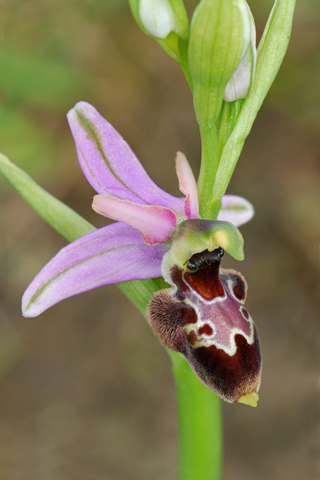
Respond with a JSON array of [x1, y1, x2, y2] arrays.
[[200, 100, 243, 220], [170, 351, 222, 480], [197, 123, 219, 220], [179, 38, 193, 92], [216, 100, 243, 161]]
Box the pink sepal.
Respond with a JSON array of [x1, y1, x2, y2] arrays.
[[67, 102, 185, 214], [22, 223, 167, 318], [218, 195, 254, 227]]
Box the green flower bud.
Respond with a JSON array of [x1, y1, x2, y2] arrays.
[[224, 2, 256, 102], [189, 0, 252, 125]]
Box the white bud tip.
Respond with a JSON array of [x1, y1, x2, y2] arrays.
[[139, 0, 176, 39]]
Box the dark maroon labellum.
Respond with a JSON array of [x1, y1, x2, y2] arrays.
[[149, 248, 262, 405]]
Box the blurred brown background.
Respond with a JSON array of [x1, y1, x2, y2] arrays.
[[0, 0, 319, 479]]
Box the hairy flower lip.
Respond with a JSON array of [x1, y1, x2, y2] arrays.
[[22, 102, 254, 318], [149, 246, 261, 404]]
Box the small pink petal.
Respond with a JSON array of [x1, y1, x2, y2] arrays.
[[92, 195, 177, 245], [175, 151, 199, 218], [218, 195, 254, 227]]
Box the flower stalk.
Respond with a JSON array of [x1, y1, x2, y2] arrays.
[[197, 122, 219, 219], [0, 0, 297, 479], [171, 351, 222, 480]]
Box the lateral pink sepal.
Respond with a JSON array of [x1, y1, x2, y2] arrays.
[[22, 223, 167, 318], [218, 195, 254, 227], [92, 195, 177, 245]]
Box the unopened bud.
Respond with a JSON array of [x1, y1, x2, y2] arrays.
[[189, 0, 252, 125], [224, 2, 257, 102], [139, 0, 177, 38], [129, 0, 189, 61], [130, 0, 188, 39]]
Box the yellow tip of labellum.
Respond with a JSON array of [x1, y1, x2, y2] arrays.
[[237, 392, 259, 407]]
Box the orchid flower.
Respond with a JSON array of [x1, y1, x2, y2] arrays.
[[22, 102, 260, 406]]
